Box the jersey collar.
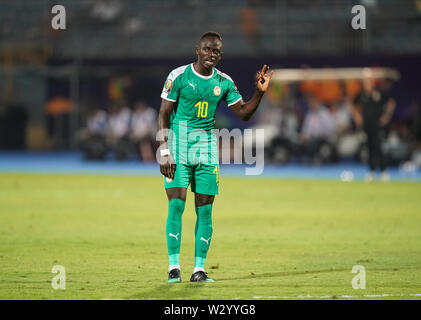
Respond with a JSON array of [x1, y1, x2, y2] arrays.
[[190, 63, 214, 79]]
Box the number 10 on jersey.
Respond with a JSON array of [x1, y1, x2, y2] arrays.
[[194, 101, 208, 118]]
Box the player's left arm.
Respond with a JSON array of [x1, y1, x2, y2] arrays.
[[380, 97, 396, 127], [230, 65, 273, 121]]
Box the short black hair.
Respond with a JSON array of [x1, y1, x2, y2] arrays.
[[200, 31, 223, 42]]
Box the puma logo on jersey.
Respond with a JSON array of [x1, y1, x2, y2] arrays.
[[188, 82, 197, 90], [200, 237, 211, 245], [169, 233, 179, 241]]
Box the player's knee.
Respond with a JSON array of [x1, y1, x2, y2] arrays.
[[196, 204, 213, 221], [169, 198, 186, 217]]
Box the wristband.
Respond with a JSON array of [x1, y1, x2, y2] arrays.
[[160, 149, 170, 157]]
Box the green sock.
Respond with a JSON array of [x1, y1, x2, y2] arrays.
[[166, 198, 185, 268], [194, 204, 213, 270]]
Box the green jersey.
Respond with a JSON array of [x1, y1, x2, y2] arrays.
[[161, 63, 242, 165]]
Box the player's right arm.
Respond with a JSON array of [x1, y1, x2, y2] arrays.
[[158, 98, 176, 179], [158, 69, 183, 180]]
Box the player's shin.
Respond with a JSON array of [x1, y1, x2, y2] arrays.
[[194, 204, 213, 272], [166, 198, 186, 270]]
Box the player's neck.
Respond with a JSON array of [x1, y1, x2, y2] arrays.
[[193, 62, 213, 77]]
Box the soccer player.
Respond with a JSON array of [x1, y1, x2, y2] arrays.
[[158, 31, 273, 283]]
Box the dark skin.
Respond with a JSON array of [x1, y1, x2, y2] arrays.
[[158, 36, 273, 205]]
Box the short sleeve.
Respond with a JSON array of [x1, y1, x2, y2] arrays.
[[160, 72, 181, 102], [225, 80, 243, 107]]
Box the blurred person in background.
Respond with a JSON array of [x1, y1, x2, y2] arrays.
[[257, 82, 299, 163], [330, 100, 352, 136], [245, 82, 284, 149], [329, 98, 361, 160], [345, 79, 362, 101], [130, 101, 157, 162], [318, 73, 343, 108], [299, 94, 336, 164], [87, 107, 108, 135], [351, 70, 396, 181], [78, 107, 108, 160], [107, 101, 133, 160]]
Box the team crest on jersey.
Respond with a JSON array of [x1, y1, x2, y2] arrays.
[[164, 79, 173, 93], [213, 86, 221, 96]]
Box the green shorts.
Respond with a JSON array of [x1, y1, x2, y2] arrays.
[[164, 163, 219, 195]]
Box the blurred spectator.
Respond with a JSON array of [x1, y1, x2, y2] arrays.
[[300, 79, 322, 101], [299, 65, 322, 101], [318, 77, 343, 107], [300, 95, 335, 142], [253, 83, 284, 142], [329, 100, 352, 137], [299, 95, 336, 164], [351, 71, 396, 181], [241, 85, 282, 163], [107, 103, 133, 160], [87, 108, 108, 135], [78, 107, 108, 160], [130, 101, 158, 162], [345, 79, 362, 100], [107, 104, 131, 142], [260, 83, 300, 163], [330, 99, 361, 159]]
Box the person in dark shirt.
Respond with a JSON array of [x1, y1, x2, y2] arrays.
[[351, 70, 396, 181]]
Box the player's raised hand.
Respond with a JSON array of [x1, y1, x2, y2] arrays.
[[255, 65, 274, 93]]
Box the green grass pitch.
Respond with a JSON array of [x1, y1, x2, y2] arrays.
[[1, 172, 420, 300]]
